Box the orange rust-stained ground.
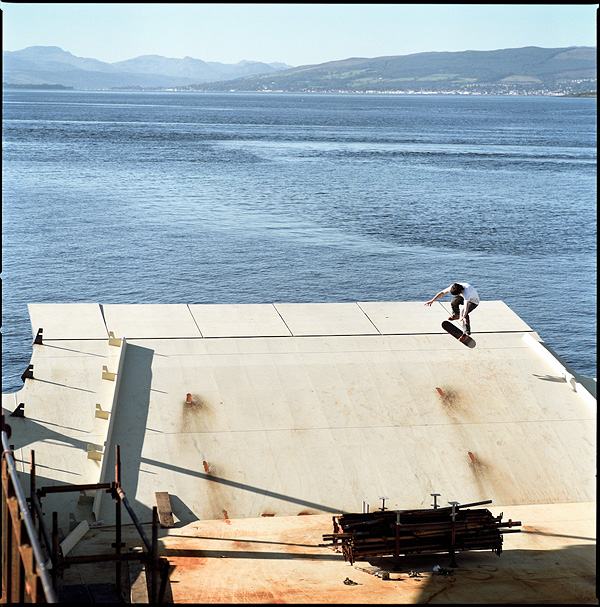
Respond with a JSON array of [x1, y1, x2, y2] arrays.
[[62, 503, 596, 604], [59, 503, 598, 604], [162, 506, 596, 604]]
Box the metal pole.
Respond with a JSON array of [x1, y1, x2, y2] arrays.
[[151, 506, 159, 603], [394, 511, 401, 571], [116, 488, 152, 552], [51, 512, 59, 590], [449, 499, 492, 510], [158, 558, 169, 603], [29, 450, 36, 530], [448, 501, 459, 568], [115, 445, 122, 598], [30, 493, 53, 562]]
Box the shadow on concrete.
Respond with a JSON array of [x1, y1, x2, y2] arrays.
[[163, 547, 343, 561], [5, 415, 93, 459], [166, 533, 321, 549], [42, 343, 108, 358], [533, 374, 567, 383], [356, 543, 597, 604], [97, 343, 154, 525], [139, 455, 344, 515], [169, 494, 200, 527], [26, 378, 97, 393]]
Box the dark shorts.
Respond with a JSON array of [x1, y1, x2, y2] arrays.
[[451, 296, 478, 333]]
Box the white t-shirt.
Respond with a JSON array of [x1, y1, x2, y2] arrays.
[[444, 283, 480, 304]]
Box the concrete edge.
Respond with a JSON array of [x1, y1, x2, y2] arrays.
[[522, 332, 597, 411]]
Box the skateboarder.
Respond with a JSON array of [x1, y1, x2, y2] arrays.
[[424, 282, 480, 335]]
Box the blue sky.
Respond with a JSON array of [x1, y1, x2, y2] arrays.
[[1, 3, 597, 66]]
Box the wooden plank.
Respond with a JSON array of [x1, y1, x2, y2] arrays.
[[154, 492, 174, 528], [60, 520, 90, 557]]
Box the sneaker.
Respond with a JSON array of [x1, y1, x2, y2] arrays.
[[458, 334, 468, 342], [448, 315, 459, 321]]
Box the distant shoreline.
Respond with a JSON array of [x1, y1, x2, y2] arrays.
[[3, 84, 596, 97], [2, 83, 74, 90]]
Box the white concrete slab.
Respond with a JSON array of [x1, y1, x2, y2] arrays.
[[465, 300, 532, 332], [2, 392, 17, 411], [3, 302, 595, 544], [433, 300, 532, 333], [274, 302, 379, 336], [28, 303, 108, 340], [358, 301, 449, 334], [101, 304, 201, 339], [188, 303, 292, 338], [90, 329, 595, 527], [360, 300, 532, 334]]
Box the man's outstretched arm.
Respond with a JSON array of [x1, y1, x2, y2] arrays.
[[425, 290, 447, 306]]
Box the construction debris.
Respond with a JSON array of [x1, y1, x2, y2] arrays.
[[323, 499, 520, 565]]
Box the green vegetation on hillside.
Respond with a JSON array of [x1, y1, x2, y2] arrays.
[[195, 46, 596, 94]]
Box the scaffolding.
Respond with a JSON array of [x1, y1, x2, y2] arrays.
[[1, 412, 170, 603]]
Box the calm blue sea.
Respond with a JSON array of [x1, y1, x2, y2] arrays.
[[1, 91, 597, 392]]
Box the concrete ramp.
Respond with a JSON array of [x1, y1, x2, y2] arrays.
[[2, 302, 595, 532]]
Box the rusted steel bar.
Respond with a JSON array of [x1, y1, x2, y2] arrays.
[[36, 482, 112, 497], [63, 552, 149, 565], [325, 501, 519, 565], [7, 489, 22, 604]]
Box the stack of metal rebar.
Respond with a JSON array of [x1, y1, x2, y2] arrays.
[[322, 500, 521, 565]]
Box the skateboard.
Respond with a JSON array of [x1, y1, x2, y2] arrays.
[[441, 320, 476, 348]]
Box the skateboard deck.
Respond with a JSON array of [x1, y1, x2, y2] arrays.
[[442, 321, 476, 348]]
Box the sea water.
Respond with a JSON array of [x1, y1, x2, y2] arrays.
[[1, 91, 596, 392]]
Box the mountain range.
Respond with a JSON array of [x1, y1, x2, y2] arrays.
[[2, 46, 292, 89], [2, 45, 596, 93]]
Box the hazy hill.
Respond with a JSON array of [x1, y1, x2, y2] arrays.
[[2, 46, 292, 89], [111, 55, 292, 82], [198, 46, 596, 93], [2, 46, 595, 93]]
